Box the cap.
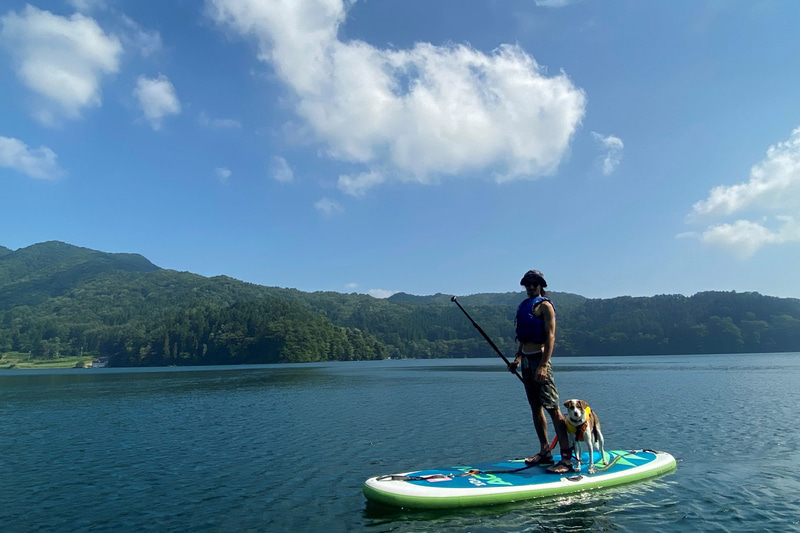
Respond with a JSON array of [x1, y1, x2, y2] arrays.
[[520, 269, 547, 287]]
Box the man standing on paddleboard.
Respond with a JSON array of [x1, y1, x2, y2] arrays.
[[508, 270, 573, 474]]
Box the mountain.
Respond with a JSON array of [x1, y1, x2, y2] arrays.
[[0, 241, 159, 308], [0, 242, 391, 365], [1, 241, 799, 366]]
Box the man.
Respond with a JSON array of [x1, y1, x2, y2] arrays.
[[509, 269, 573, 474]]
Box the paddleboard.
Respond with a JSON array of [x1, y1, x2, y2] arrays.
[[363, 449, 676, 509]]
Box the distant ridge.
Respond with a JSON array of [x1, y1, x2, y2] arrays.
[[0, 241, 160, 307], [0, 241, 158, 284], [387, 292, 453, 304], [1, 240, 799, 365]]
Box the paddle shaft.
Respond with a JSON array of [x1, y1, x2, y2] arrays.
[[451, 296, 522, 382]]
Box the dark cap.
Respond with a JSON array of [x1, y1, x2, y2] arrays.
[[520, 269, 547, 287]]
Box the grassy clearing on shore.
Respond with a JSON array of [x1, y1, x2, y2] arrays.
[[0, 352, 90, 370]]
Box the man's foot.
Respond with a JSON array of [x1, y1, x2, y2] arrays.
[[546, 459, 575, 474], [524, 451, 553, 465]]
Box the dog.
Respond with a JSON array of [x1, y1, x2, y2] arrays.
[[563, 399, 606, 474]]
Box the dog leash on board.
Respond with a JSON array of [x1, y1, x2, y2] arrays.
[[376, 463, 537, 482], [564, 450, 634, 481], [377, 437, 562, 482], [377, 459, 546, 482], [562, 449, 662, 482], [595, 449, 660, 474], [378, 449, 651, 483]]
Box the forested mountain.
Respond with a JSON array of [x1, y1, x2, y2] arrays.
[[1, 241, 799, 367]]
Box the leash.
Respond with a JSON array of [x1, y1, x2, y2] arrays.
[[376, 463, 539, 482], [580, 449, 651, 475], [377, 439, 562, 482], [378, 446, 659, 483]]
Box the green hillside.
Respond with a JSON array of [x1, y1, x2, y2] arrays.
[[1, 241, 799, 367]]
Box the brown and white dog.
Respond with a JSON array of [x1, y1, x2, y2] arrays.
[[563, 399, 606, 474]]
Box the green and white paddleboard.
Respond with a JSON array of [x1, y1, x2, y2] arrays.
[[363, 449, 676, 509]]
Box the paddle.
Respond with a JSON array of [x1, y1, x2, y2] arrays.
[[451, 296, 522, 382]]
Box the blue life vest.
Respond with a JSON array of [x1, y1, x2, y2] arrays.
[[515, 296, 554, 344]]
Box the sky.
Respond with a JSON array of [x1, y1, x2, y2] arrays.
[[2, 0, 800, 300]]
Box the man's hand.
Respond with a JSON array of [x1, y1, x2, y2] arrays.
[[535, 364, 547, 383], [508, 361, 519, 373]]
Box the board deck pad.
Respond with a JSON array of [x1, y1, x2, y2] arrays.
[[364, 450, 676, 509]]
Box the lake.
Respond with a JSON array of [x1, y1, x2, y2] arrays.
[[1, 353, 799, 532]]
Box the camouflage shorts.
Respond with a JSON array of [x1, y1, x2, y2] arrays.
[[520, 354, 560, 410]]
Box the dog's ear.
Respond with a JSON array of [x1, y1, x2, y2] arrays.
[[563, 400, 570, 408], [579, 400, 588, 409]]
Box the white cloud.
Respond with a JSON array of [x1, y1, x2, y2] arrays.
[[133, 74, 181, 130], [338, 170, 384, 197], [119, 15, 162, 57], [67, 0, 108, 12], [207, 0, 586, 194], [0, 5, 122, 123], [0, 136, 63, 179], [683, 127, 800, 257], [690, 128, 800, 218], [199, 112, 242, 129], [215, 167, 232, 184], [344, 282, 358, 290], [591, 131, 623, 175], [694, 217, 800, 259], [368, 289, 396, 299], [269, 156, 294, 183], [314, 197, 344, 216]]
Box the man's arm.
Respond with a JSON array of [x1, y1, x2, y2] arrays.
[[536, 300, 556, 381]]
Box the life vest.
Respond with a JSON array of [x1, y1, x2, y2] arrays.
[[566, 406, 591, 442], [515, 296, 554, 344]]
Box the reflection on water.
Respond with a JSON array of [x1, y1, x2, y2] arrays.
[[363, 474, 680, 532], [0, 353, 799, 532]]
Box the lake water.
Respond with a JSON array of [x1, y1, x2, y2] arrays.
[[1, 353, 799, 532]]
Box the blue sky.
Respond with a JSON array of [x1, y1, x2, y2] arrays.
[[2, 0, 800, 300]]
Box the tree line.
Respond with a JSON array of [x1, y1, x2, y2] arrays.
[[1, 242, 799, 366]]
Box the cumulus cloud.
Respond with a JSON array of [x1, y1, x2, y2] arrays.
[[0, 136, 63, 179], [67, 0, 108, 12], [692, 218, 800, 259], [119, 15, 162, 57], [269, 156, 294, 183], [207, 0, 586, 194], [0, 5, 122, 123], [683, 127, 800, 257], [690, 128, 800, 218], [342, 282, 395, 297], [591, 131, 623, 175], [215, 167, 232, 184], [60, 3, 161, 57], [368, 289, 396, 299], [338, 170, 384, 197], [133, 74, 181, 130], [314, 197, 344, 216]]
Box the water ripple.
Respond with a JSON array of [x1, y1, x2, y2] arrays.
[[1, 354, 799, 531]]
